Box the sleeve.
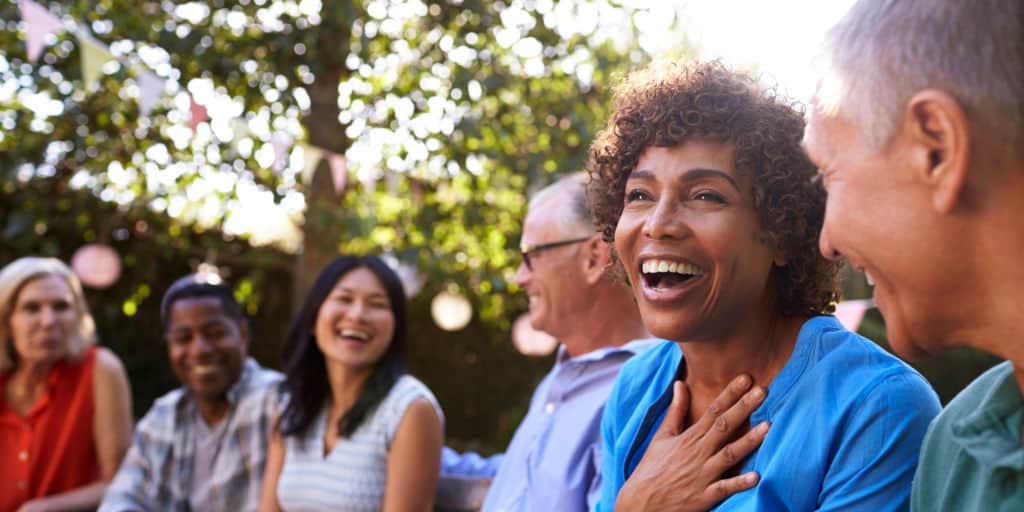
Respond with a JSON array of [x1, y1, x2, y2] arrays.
[[436, 447, 502, 510], [440, 446, 503, 477], [384, 376, 445, 447], [595, 375, 625, 512], [816, 371, 941, 511], [97, 412, 161, 512]]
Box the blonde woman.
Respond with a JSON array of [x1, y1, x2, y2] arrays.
[[0, 257, 132, 512]]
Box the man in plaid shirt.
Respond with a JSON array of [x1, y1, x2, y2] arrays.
[[99, 275, 281, 511]]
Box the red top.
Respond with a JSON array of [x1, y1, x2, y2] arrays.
[[0, 347, 100, 512]]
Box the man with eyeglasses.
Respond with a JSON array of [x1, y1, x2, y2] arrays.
[[439, 172, 653, 511]]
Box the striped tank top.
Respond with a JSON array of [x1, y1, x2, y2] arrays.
[[276, 375, 444, 511]]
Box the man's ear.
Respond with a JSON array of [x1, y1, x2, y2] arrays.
[[581, 235, 610, 285], [904, 89, 971, 214]]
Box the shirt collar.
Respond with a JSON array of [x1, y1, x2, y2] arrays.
[[951, 363, 1024, 470], [556, 337, 659, 365]]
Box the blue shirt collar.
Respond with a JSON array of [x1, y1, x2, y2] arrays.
[[556, 337, 660, 365]]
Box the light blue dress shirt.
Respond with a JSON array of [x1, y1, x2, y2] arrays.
[[598, 316, 941, 511], [441, 338, 656, 512]]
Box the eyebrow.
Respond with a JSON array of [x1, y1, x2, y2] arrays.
[[334, 287, 389, 300], [628, 167, 740, 192]]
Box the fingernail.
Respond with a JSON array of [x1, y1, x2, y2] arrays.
[[751, 387, 764, 399], [736, 374, 751, 387], [756, 421, 770, 434], [745, 472, 759, 484]]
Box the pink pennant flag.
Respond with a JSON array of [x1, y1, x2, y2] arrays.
[[19, 0, 62, 63], [328, 154, 347, 195], [189, 95, 208, 132], [834, 299, 872, 332]]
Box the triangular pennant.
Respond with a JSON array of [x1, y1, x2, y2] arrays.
[[410, 179, 425, 205], [19, 0, 62, 63], [300, 144, 324, 185], [386, 171, 400, 196], [137, 69, 165, 116], [77, 32, 114, 90], [834, 299, 872, 332], [230, 118, 249, 138], [189, 94, 208, 132], [270, 133, 291, 171], [328, 154, 347, 195]]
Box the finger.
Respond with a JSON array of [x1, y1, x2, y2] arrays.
[[707, 420, 770, 474], [699, 471, 760, 509], [653, 380, 689, 440], [702, 384, 767, 447], [691, 373, 752, 436]]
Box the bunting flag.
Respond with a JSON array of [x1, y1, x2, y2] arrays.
[[189, 94, 208, 132], [270, 133, 291, 171], [19, 0, 62, 63], [230, 118, 249, 137], [328, 153, 347, 195], [137, 70, 165, 117], [834, 299, 873, 332], [299, 144, 324, 185], [410, 179, 425, 205], [77, 32, 114, 90], [386, 171, 400, 196]]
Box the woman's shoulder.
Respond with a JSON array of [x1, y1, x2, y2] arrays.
[[797, 316, 938, 411], [382, 374, 444, 427], [803, 316, 917, 374], [92, 346, 127, 376]]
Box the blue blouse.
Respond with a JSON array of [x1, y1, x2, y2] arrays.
[[598, 316, 941, 511]]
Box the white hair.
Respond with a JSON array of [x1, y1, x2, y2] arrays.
[[0, 257, 97, 373], [528, 172, 596, 238], [817, 0, 1022, 150]]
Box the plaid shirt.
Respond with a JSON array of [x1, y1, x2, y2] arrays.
[[99, 358, 281, 512]]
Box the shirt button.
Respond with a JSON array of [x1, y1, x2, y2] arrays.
[[18, 450, 28, 461], [17, 480, 27, 490], [544, 402, 555, 414]]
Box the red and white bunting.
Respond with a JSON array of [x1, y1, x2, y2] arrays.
[[834, 299, 872, 332], [19, 0, 62, 63], [189, 94, 208, 132], [270, 133, 292, 171], [328, 153, 347, 195]]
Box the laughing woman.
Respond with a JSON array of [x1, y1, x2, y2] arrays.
[[588, 61, 940, 511], [259, 255, 443, 512]]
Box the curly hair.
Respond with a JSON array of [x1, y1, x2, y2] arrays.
[[588, 60, 839, 316]]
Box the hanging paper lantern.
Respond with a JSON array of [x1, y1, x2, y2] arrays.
[[512, 313, 558, 356], [70, 243, 121, 289], [431, 290, 472, 331]]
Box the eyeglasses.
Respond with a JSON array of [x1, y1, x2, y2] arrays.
[[520, 236, 592, 270]]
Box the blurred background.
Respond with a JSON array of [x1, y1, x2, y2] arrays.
[[0, 0, 1000, 455]]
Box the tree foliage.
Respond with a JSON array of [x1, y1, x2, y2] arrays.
[[1, 0, 664, 449]]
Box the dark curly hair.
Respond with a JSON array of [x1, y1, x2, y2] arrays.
[[588, 60, 839, 316]]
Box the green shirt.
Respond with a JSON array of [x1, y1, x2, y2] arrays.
[[911, 361, 1024, 511]]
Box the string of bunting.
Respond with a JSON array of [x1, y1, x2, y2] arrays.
[[16, 0, 348, 195]]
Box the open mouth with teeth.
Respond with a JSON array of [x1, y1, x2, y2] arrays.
[[337, 328, 372, 344], [640, 259, 705, 289]]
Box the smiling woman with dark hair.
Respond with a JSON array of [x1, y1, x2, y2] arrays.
[[588, 60, 941, 511], [259, 255, 443, 512]]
